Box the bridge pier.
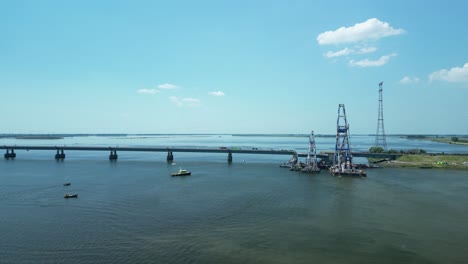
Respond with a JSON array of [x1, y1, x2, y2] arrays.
[[227, 151, 232, 163], [167, 151, 174, 162], [4, 149, 16, 159], [109, 150, 118, 161], [55, 149, 65, 160]]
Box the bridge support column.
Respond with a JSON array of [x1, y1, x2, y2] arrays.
[[4, 149, 16, 159], [109, 150, 118, 161], [55, 149, 65, 160], [167, 151, 174, 162], [227, 151, 232, 163]]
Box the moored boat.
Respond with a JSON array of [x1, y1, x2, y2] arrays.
[[63, 183, 71, 186], [64, 194, 78, 198]]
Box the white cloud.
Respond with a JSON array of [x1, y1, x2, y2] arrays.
[[158, 83, 179, 90], [169, 96, 182, 106], [182, 98, 200, 104], [349, 53, 397, 67], [209, 91, 225, 96], [169, 96, 201, 107], [324, 48, 353, 58], [324, 46, 378, 58], [358, 46, 378, 54], [399, 76, 420, 84], [429, 63, 468, 83], [137, 88, 159, 94], [317, 18, 405, 45]]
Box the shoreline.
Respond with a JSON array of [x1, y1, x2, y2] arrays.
[[402, 135, 468, 146], [376, 154, 468, 170]]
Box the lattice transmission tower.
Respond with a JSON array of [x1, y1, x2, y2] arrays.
[[375, 82, 387, 150]]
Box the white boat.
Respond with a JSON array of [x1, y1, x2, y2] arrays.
[[171, 168, 191, 176]]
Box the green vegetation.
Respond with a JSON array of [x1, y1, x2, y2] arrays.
[[369, 146, 384, 153], [368, 147, 402, 154], [400, 148, 426, 154], [429, 137, 468, 145], [380, 154, 468, 169]]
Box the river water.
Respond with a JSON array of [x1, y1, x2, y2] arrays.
[[1, 135, 467, 264]]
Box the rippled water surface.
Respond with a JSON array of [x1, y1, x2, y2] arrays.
[[1, 135, 468, 263]]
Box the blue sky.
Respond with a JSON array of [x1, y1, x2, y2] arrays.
[[1, 0, 467, 134]]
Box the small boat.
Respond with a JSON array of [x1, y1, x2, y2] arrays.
[[64, 194, 78, 198], [171, 168, 191, 176], [63, 183, 71, 186]]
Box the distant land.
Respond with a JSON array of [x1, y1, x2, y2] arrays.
[[1, 133, 467, 139], [14, 135, 64, 140], [401, 135, 468, 146]]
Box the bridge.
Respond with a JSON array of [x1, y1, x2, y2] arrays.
[[1, 145, 403, 162], [0, 145, 297, 162]]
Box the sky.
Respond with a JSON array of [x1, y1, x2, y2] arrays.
[[1, 0, 468, 134]]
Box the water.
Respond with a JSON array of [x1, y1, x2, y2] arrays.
[[1, 135, 468, 263]]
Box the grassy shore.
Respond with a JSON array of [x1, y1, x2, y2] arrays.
[[401, 135, 468, 146], [379, 154, 468, 169], [428, 137, 468, 146]]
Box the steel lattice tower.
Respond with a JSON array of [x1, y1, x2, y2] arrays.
[[375, 82, 387, 150], [332, 104, 353, 170]]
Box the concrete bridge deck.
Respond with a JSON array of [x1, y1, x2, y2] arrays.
[[1, 145, 403, 161], [1, 145, 296, 155]]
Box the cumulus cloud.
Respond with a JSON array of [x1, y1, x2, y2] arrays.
[[169, 96, 201, 107], [324, 46, 378, 58], [169, 96, 181, 106], [137, 88, 159, 94], [317, 18, 405, 45], [399, 76, 420, 84], [209, 91, 225, 96], [158, 83, 179, 89], [349, 53, 397, 67], [324, 48, 353, 58], [358, 46, 378, 54], [429, 63, 468, 83], [182, 98, 200, 104]]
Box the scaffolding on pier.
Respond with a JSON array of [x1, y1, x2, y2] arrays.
[[302, 131, 320, 173], [329, 104, 366, 177]]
